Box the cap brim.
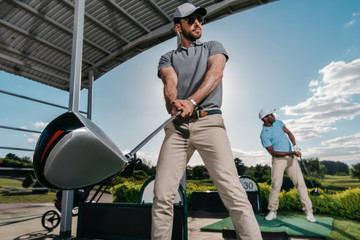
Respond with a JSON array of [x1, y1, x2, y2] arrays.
[[182, 7, 207, 18], [194, 7, 207, 16]]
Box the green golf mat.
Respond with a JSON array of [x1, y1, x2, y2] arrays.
[[201, 215, 333, 237]]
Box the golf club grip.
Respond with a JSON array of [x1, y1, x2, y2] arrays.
[[126, 111, 181, 159]]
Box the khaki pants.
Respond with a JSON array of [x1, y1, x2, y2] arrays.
[[151, 114, 262, 240], [268, 155, 313, 213]]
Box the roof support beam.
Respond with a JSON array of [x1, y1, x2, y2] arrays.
[[0, 19, 94, 66], [62, 0, 130, 44], [92, 22, 174, 70], [108, 0, 151, 33], [148, 0, 173, 22], [0, 64, 67, 89], [11, 0, 112, 55], [0, 53, 69, 82], [0, 43, 69, 75]]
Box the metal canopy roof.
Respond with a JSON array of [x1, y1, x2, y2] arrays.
[[0, 0, 274, 91]]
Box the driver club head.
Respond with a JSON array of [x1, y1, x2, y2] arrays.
[[310, 188, 320, 196], [33, 111, 128, 190]]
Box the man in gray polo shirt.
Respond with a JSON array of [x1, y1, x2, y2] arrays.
[[151, 3, 262, 240]]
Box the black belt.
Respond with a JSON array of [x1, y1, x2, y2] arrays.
[[193, 109, 222, 118]]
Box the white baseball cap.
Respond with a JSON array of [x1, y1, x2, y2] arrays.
[[259, 108, 275, 120], [173, 3, 207, 20]]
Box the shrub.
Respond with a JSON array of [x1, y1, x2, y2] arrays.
[[132, 170, 149, 181], [110, 178, 360, 220], [258, 182, 270, 211], [22, 173, 34, 188], [275, 186, 360, 220], [110, 181, 142, 203]]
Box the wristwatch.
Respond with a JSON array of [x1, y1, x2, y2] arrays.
[[187, 97, 198, 111]]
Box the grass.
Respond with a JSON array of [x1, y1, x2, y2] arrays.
[[0, 191, 56, 203], [322, 175, 360, 190], [0, 177, 23, 188], [277, 210, 360, 240], [0, 177, 56, 203]]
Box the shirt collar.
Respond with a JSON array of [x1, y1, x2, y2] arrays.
[[176, 40, 203, 52]]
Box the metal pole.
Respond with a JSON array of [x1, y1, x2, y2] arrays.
[[87, 70, 94, 120], [68, 0, 85, 113], [60, 0, 85, 237], [0, 89, 87, 114]]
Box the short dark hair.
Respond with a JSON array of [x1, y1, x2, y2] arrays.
[[174, 18, 181, 24]]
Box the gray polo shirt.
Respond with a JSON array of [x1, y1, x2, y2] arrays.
[[158, 40, 228, 110]]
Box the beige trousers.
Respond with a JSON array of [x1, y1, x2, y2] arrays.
[[268, 155, 313, 213], [151, 114, 262, 240]]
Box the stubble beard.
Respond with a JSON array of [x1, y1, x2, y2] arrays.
[[180, 24, 202, 42]]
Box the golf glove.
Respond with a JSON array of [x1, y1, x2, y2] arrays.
[[293, 145, 301, 153]]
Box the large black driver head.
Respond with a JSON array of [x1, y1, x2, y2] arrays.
[[33, 112, 127, 190]]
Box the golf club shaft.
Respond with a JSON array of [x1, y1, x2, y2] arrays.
[[299, 157, 316, 188], [126, 111, 181, 160]]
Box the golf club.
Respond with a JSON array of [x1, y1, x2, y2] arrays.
[[33, 111, 181, 190], [299, 157, 320, 196]]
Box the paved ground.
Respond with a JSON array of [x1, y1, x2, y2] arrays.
[[0, 191, 225, 240], [0, 190, 320, 240]]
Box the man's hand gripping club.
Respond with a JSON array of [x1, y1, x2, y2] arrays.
[[171, 99, 195, 118]]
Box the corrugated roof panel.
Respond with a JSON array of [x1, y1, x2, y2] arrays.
[[0, 0, 275, 90]]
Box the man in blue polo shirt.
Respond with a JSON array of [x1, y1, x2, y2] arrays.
[[259, 108, 316, 223], [151, 3, 262, 240]]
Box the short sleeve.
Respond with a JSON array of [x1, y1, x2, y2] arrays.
[[260, 133, 272, 148], [207, 41, 229, 61], [278, 120, 285, 128], [158, 51, 172, 72]]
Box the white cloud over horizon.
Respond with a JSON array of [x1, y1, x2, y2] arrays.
[[280, 59, 360, 163], [281, 58, 360, 141]]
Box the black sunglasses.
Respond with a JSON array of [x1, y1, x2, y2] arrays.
[[183, 15, 203, 25]]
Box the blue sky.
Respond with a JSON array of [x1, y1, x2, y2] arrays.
[[1, 0, 360, 167]]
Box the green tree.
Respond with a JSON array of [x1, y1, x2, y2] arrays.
[[321, 160, 349, 175], [298, 157, 326, 179], [245, 164, 271, 183], [350, 163, 360, 181], [192, 165, 208, 180], [234, 158, 247, 175], [1, 153, 33, 168]]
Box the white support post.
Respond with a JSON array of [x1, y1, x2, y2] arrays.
[[60, 0, 85, 237]]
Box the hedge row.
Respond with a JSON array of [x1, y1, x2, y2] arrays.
[[110, 181, 360, 220]]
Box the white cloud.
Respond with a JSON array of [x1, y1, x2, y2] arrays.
[[27, 133, 40, 143], [305, 133, 360, 164], [232, 148, 271, 166], [33, 121, 48, 129], [309, 80, 319, 87], [281, 58, 360, 141], [346, 19, 356, 27]]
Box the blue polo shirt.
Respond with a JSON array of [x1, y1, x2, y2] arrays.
[[158, 40, 228, 110], [260, 120, 291, 152]]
